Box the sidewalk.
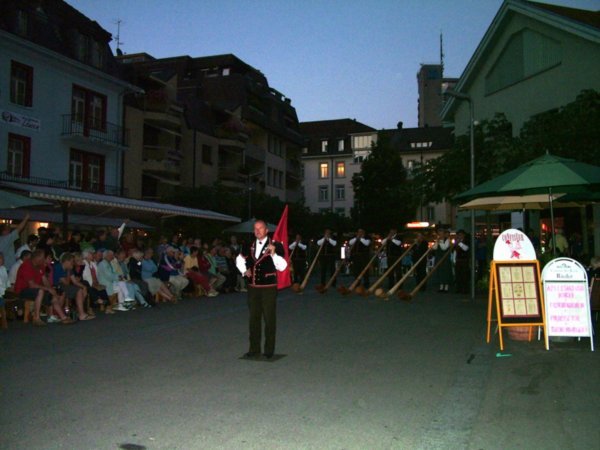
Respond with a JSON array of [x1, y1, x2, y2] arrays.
[[0, 279, 597, 449]]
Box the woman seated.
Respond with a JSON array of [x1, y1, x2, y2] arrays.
[[183, 246, 218, 297], [141, 248, 175, 302]]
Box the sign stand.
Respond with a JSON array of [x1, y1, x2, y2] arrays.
[[487, 259, 548, 351], [542, 258, 594, 351]]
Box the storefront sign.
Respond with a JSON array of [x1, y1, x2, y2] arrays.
[[542, 258, 594, 351], [493, 228, 536, 261], [1, 110, 40, 131]]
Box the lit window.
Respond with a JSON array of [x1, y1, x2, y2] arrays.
[[336, 162, 345, 177], [319, 163, 329, 178]]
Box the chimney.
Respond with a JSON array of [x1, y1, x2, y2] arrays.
[[397, 121, 403, 130]]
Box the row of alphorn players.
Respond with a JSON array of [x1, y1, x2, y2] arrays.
[[288, 227, 470, 294]]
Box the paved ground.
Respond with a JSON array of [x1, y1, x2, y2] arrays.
[[1, 275, 598, 450]]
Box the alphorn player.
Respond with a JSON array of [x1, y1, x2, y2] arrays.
[[289, 233, 307, 284], [412, 232, 429, 291], [381, 228, 402, 289], [317, 228, 337, 288], [349, 228, 371, 289], [432, 227, 452, 293]]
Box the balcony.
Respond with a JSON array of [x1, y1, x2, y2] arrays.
[[62, 114, 129, 148], [0, 171, 127, 197], [244, 143, 266, 163], [286, 159, 302, 179]]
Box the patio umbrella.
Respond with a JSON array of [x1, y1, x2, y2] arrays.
[[459, 193, 567, 211], [0, 189, 51, 209], [222, 218, 278, 234], [455, 153, 600, 255]]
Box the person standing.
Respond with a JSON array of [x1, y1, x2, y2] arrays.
[[349, 229, 371, 289], [382, 228, 402, 289], [433, 228, 452, 293], [289, 234, 307, 284], [236, 220, 287, 359], [412, 232, 429, 291], [317, 229, 337, 287]]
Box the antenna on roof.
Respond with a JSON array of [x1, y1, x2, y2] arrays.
[[440, 31, 444, 77], [114, 19, 124, 54]]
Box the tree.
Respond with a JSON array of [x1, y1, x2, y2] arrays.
[[351, 134, 417, 231]]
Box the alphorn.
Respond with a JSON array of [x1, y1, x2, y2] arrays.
[[407, 249, 452, 300], [294, 240, 324, 292], [366, 242, 416, 295], [376, 245, 434, 299], [318, 240, 356, 294], [339, 240, 388, 295]]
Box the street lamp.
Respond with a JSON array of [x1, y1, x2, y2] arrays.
[[445, 88, 475, 302]]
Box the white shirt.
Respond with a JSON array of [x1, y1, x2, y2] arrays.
[[433, 239, 450, 251], [317, 237, 337, 247], [382, 237, 402, 247], [349, 237, 371, 246], [235, 239, 288, 274], [15, 244, 31, 259], [289, 242, 307, 250], [8, 260, 22, 286]]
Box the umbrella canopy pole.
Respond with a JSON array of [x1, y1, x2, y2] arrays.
[[549, 187, 556, 257]]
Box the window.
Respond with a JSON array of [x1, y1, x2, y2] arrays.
[[301, 147, 308, 154], [91, 41, 104, 69], [318, 185, 328, 202], [202, 145, 212, 165], [338, 139, 344, 151], [321, 140, 328, 153], [335, 207, 345, 216], [69, 149, 105, 193], [222, 68, 230, 76], [72, 85, 107, 131], [10, 61, 33, 106], [76, 34, 90, 62], [352, 135, 375, 149], [335, 184, 345, 201], [319, 162, 329, 178], [7, 134, 31, 177], [336, 162, 345, 178], [267, 167, 284, 188]]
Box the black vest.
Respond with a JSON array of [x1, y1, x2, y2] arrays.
[[351, 237, 370, 255], [241, 238, 285, 287], [291, 242, 307, 260], [387, 235, 403, 257], [321, 238, 337, 257]]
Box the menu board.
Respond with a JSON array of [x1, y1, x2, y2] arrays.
[[495, 262, 542, 323]]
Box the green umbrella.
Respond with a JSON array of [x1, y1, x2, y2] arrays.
[[454, 153, 600, 255], [0, 190, 51, 209]]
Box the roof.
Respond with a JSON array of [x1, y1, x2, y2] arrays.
[[0, 181, 240, 223], [300, 119, 376, 138], [0, 209, 153, 230], [441, 0, 600, 121], [380, 126, 454, 152]]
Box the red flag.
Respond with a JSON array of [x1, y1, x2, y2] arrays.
[[272, 204, 291, 290]]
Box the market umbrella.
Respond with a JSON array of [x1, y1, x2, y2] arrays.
[[455, 153, 600, 255], [222, 218, 278, 234], [459, 193, 567, 211], [0, 189, 51, 209]]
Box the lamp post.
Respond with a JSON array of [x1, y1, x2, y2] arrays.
[[445, 89, 475, 302]]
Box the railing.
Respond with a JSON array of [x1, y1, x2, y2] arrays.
[[61, 114, 130, 147], [0, 171, 128, 197]]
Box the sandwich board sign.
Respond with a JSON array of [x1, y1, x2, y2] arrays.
[[542, 258, 594, 351], [487, 229, 547, 350]]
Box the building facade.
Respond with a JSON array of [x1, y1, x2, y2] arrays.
[[300, 119, 377, 217], [119, 53, 304, 203], [417, 63, 457, 128], [0, 0, 135, 197], [441, 0, 600, 135]]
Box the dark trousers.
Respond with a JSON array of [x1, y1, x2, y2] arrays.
[[352, 254, 370, 288], [387, 256, 402, 289], [320, 256, 336, 286], [247, 285, 277, 355], [292, 259, 307, 284], [455, 260, 470, 294], [414, 262, 427, 291]]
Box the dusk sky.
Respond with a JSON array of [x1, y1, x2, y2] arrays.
[[69, 0, 599, 129]]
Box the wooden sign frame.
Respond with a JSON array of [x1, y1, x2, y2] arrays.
[[486, 260, 548, 351]]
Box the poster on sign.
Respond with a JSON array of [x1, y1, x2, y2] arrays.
[[493, 229, 536, 261], [542, 258, 594, 351]]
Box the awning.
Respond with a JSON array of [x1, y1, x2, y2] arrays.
[[0, 209, 153, 229], [0, 181, 240, 222]]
